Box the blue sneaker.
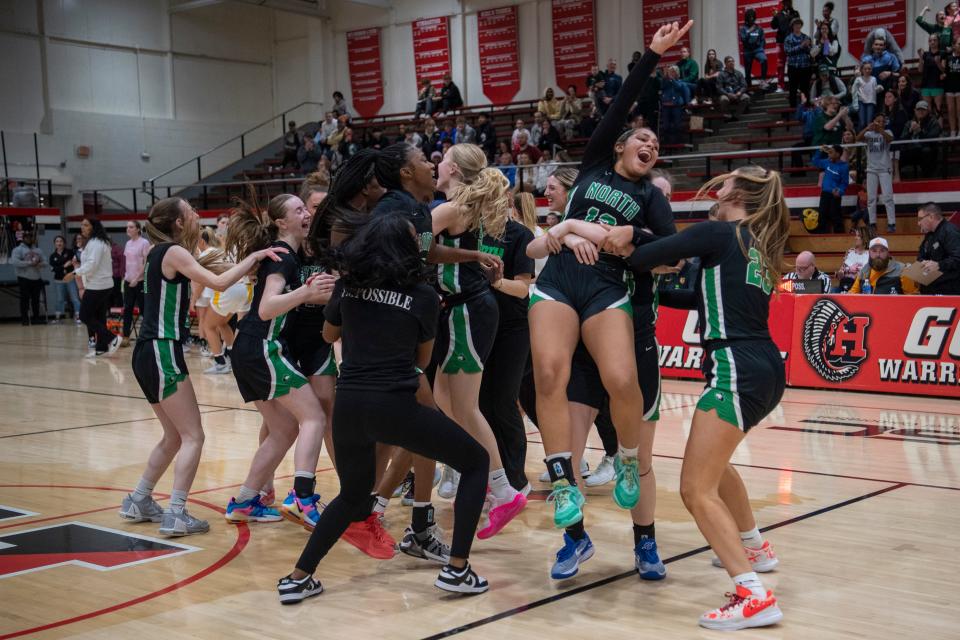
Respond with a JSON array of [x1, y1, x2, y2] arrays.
[[280, 491, 325, 530], [225, 495, 283, 523], [634, 538, 666, 580], [551, 532, 595, 580]]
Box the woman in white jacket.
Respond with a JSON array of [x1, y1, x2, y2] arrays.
[[68, 218, 121, 356]]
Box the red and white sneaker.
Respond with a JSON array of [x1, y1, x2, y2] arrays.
[[711, 540, 779, 572], [342, 514, 397, 560], [699, 585, 783, 630]]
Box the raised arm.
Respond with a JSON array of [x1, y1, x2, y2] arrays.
[[581, 21, 693, 170]]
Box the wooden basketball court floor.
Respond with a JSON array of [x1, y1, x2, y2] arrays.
[[0, 324, 958, 639]]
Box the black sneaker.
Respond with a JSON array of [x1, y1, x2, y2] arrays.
[[277, 573, 324, 604], [399, 525, 451, 563], [435, 562, 489, 595]]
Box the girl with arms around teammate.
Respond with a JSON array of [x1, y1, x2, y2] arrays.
[[524, 20, 691, 578], [119, 197, 289, 536], [278, 214, 491, 604], [602, 165, 789, 631]]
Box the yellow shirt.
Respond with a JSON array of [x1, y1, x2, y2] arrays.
[[850, 267, 918, 294]]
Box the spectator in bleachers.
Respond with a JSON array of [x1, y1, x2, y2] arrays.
[[861, 32, 902, 90], [849, 237, 918, 294], [918, 35, 947, 120], [815, 2, 840, 42], [325, 115, 348, 156], [857, 113, 897, 233], [475, 112, 497, 159], [439, 119, 456, 147], [841, 129, 864, 182], [944, 39, 960, 137], [792, 92, 818, 169], [835, 228, 870, 292], [544, 212, 561, 228], [851, 62, 879, 129], [718, 55, 749, 120], [421, 117, 441, 156], [512, 132, 541, 164], [694, 49, 722, 105], [454, 116, 475, 144], [677, 46, 699, 95], [282, 121, 301, 169], [415, 78, 435, 118], [783, 251, 833, 290], [626, 50, 642, 72], [530, 111, 545, 147], [297, 136, 322, 173], [496, 151, 517, 189], [430, 150, 443, 174], [398, 123, 422, 148], [916, 5, 953, 50], [332, 128, 360, 173], [810, 64, 847, 101], [511, 119, 531, 147], [558, 85, 582, 140], [363, 127, 389, 150], [785, 18, 814, 108], [515, 152, 535, 193], [814, 22, 841, 70], [315, 112, 337, 152], [812, 144, 849, 233], [812, 96, 850, 148], [901, 100, 943, 178], [12, 181, 38, 207], [740, 9, 768, 89], [603, 58, 623, 97], [439, 138, 453, 158], [537, 119, 563, 154], [538, 88, 563, 124], [585, 63, 604, 105], [533, 148, 557, 196], [896, 75, 921, 117], [916, 201, 960, 294], [331, 91, 349, 120], [660, 65, 690, 144], [772, 0, 801, 91], [436, 73, 463, 114], [880, 91, 909, 181]]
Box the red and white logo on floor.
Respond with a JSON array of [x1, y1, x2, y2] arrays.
[[656, 294, 960, 398]]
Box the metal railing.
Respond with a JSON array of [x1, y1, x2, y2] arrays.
[[145, 101, 324, 197], [1, 177, 55, 208]]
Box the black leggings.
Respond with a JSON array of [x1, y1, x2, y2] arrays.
[[17, 277, 42, 322], [518, 354, 538, 428], [80, 288, 113, 351], [592, 404, 620, 458], [122, 281, 144, 337], [479, 322, 529, 491], [296, 389, 489, 574]]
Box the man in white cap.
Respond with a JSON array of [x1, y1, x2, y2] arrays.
[[849, 237, 918, 294]]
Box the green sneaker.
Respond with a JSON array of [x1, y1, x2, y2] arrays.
[[613, 456, 640, 509], [546, 480, 585, 529]]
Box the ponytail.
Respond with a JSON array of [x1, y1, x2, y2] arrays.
[[145, 197, 198, 252], [224, 184, 294, 261]]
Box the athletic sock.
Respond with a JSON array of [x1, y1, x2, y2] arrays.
[[293, 472, 316, 499], [237, 485, 259, 503], [169, 489, 188, 512], [618, 444, 638, 459], [411, 502, 435, 536], [372, 494, 389, 516], [633, 522, 656, 545], [733, 571, 767, 600], [214, 353, 226, 365], [224, 347, 232, 360], [488, 469, 513, 500], [565, 519, 586, 541], [740, 526, 764, 549], [131, 477, 156, 502], [544, 452, 575, 484]]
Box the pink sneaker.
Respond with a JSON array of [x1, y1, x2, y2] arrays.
[[476, 492, 527, 539]]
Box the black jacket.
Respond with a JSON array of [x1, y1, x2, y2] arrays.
[[475, 121, 497, 157], [918, 219, 960, 294], [772, 8, 800, 43], [440, 82, 463, 109]]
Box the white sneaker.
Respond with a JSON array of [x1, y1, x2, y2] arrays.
[[774, 86, 785, 93], [204, 361, 232, 375], [200, 345, 213, 358], [437, 465, 460, 499], [711, 540, 779, 572], [584, 455, 616, 487], [699, 586, 783, 630], [106, 334, 122, 355], [539, 458, 590, 482]]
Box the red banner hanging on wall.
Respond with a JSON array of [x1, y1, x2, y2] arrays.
[[552, 0, 595, 95], [478, 6, 520, 105], [346, 28, 384, 119], [412, 16, 451, 89], [736, 0, 780, 79], [642, 0, 690, 67], [847, 0, 906, 60]]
